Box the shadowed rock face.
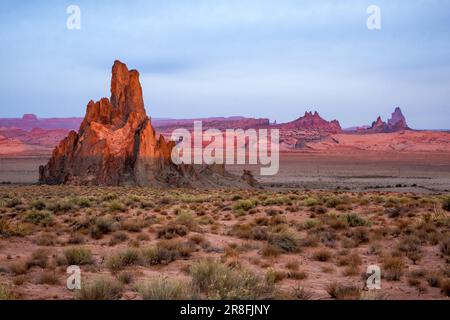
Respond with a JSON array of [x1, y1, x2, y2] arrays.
[[39, 60, 244, 187], [366, 107, 410, 133]]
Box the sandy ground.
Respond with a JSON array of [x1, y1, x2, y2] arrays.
[[1, 152, 450, 193]]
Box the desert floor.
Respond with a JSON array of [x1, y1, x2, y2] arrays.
[[2, 151, 450, 192], [0, 185, 449, 300]]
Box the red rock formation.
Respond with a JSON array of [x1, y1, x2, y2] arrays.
[[39, 60, 245, 187], [388, 107, 409, 131], [365, 107, 410, 133], [276, 111, 342, 133]]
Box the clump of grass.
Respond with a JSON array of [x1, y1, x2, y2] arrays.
[[6, 198, 22, 208], [9, 260, 28, 275], [26, 248, 49, 269], [175, 210, 197, 229], [23, 210, 53, 225], [340, 213, 370, 227], [440, 279, 450, 297], [76, 277, 122, 300], [382, 256, 405, 281], [109, 231, 129, 246], [190, 259, 270, 299], [265, 268, 287, 285], [141, 240, 195, 266], [109, 200, 126, 212], [233, 199, 256, 214], [326, 282, 361, 300], [292, 286, 313, 300], [157, 223, 189, 239], [137, 277, 188, 300], [440, 238, 450, 256], [0, 284, 15, 300], [30, 199, 47, 210], [442, 196, 450, 212], [312, 248, 333, 262], [38, 271, 59, 285], [120, 219, 144, 232], [64, 247, 94, 265], [261, 244, 281, 258], [268, 229, 301, 253], [90, 216, 115, 239], [106, 248, 140, 272]]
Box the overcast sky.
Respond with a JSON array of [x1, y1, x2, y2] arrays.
[[0, 0, 449, 129]]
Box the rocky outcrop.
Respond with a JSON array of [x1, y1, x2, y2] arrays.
[[276, 111, 342, 133], [388, 107, 409, 131], [366, 107, 410, 133], [39, 60, 249, 187]]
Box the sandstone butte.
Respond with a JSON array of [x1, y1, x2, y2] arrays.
[[39, 60, 252, 188]]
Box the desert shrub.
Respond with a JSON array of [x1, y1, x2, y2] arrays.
[[137, 278, 188, 300], [442, 196, 450, 212], [304, 196, 319, 207], [35, 232, 56, 246], [26, 248, 49, 269], [440, 279, 450, 297], [107, 248, 141, 272], [109, 231, 129, 246], [6, 198, 22, 208], [262, 196, 291, 206], [398, 235, 423, 263], [292, 286, 313, 300], [9, 260, 28, 275], [175, 210, 197, 229], [30, 199, 46, 210], [67, 233, 86, 245], [268, 229, 301, 253], [233, 199, 256, 213], [109, 200, 126, 212], [341, 213, 370, 227], [157, 223, 189, 239], [23, 210, 53, 225], [190, 259, 269, 299], [141, 240, 194, 266], [440, 238, 450, 256], [261, 244, 281, 258], [382, 256, 405, 281], [76, 277, 122, 300], [326, 282, 361, 300], [337, 252, 362, 268], [120, 219, 144, 232], [348, 227, 370, 244], [312, 248, 332, 262], [90, 216, 115, 239], [426, 272, 442, 288], [38, 271, 59, 285], [325, 196, 349, 208], [265, 268, 287, 285], [0, 284, 15, 300], [64, 247, 93, 265], [231, 224, 268, 241], [285, 260, 299, 271], [117, 271, 135, 285]]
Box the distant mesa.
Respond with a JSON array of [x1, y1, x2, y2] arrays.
[[276, 111, 342, 133], [39, 60, 248, 187], [22, 114, 38, 121]]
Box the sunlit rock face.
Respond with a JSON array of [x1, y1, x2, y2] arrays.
[[39, 60, 244, 188]]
